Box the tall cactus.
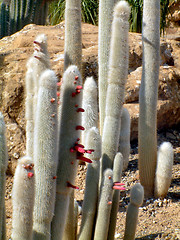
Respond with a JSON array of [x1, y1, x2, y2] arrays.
[[0, 2, 10, 38], [98, 0, 117, 134], [108, 152, 123, 240], [64, 0, 82, 72], [94, 168, 114, 240], [101, 0, 130, 175], [11, 156, 34, 240], [124, 183, 144, 240], [51, 65, 85, 240], [33, 69, 58, 239], [0, 112, 8, 240], [25, 34, 50, 159], [79, 127, 101, 240], [138, 0, 160, 197]]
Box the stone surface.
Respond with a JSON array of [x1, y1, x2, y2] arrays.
[[0, 22, 180, 173]]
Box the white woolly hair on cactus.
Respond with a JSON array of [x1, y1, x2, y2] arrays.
[[11, 156, 34, 240], [119, 107, 131, 171], [101, 0, 130, 176], [94, 168, 114, 240], [25, 66, 34, 159], [98, 0, 117, 135], [108, 152, 123, 240], [82, 76, 98, 145], [26, 34, 51, 120], [79, 127, 101, 240], [64, 0, 82, 72], [33, 69, 58, 239], [33, 34, 48, 54], [51, 65, 83, 240], [154, 142, 174, 198], [123, 183, 144, 240], [138, 0, 160, 197]]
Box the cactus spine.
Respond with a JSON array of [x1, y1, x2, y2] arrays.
[[11, 156, 34, 240], [33, 69, 58, 239], [124, 183, 144, 240], [101, 0, 130, 174], [98, 0, 117, 134], [64, 0, 82, 72], [0, 112, 8, 240], [51, 65, 83, 240], [108, 152, 123, 240], [138, 0, 160, 197], [82, 77, 98, 145], [154, 142, 174, 198], [79, 127, 101, 240], [119, 107, 131, 171], [94, 168, 114, 240]]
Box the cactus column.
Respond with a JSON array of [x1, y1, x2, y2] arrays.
[[33, 70, 58, 240], [0, 112, 8, 240], [101, 1, 130, 176], [64, 0, 82, 72], [51, 65, 84, 240], [138, 0, 160, 197], [98, 0, 117, 134]]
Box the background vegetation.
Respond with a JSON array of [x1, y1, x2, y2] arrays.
[[48, 0, 173, 34]]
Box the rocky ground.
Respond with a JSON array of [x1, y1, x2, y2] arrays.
[[1, 2, 180, 239]]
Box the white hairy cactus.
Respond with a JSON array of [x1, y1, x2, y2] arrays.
[[154, 142, 174, 198], [82, 76, 98, 145], [11, 156, 34, 240], [119, 107, 131, 171], [124, 183, 144, 240]]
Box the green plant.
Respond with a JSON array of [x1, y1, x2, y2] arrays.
[[0, 0, 49, 39], [48, 0, 98, 26]]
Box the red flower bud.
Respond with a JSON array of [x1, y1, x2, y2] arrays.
[[67, 181, 79, 189], [27, 172, 34, 178]]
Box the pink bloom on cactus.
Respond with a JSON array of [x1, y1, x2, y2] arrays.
[[76, 108, 85, 112], [77, 154, 92, 163], [76, 125, 85, 130], [67, 181, 79, 189], [113, 182, 126, 190]]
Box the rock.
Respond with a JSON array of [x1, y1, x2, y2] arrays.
[[0, 22, 180, 172]]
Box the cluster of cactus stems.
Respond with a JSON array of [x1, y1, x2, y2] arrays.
[[138, 0, 174, 197], [0, 0, 49, 39], [0, 0, 175, 239]]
